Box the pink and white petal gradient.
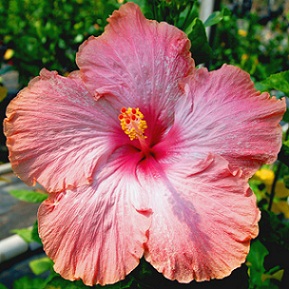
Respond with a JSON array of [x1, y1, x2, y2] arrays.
[[4, 69, 121, 192], [154, 64, 286, 177], [3, 2, 286, 287], [38, 148, 151, 286], [76, 3, 194, 131], [139, 155, 259, 282]]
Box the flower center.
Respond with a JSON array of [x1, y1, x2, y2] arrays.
[[118, 107, 147, 140]]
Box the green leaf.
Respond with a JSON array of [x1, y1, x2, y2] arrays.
[[12, 221, 42, 243], [32, 220, 42, 244], [204, 7, 231, 27], [187, 18, 212, 65], [247, 240, 269, 271], [247, 240, 269, 287], [12, 227, 33, 243], [13, 276, 46, 289], [29, 257, 54, 275], [204, 11, 223, 27], [260, 70, 289, 95], [9, 189, 48, 203]]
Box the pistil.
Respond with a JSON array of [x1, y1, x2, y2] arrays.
[[118, 107, 150, 154]]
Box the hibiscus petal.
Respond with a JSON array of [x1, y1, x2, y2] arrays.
[[38, 149, 151, 286], [140, 154, 260, 282], [159, 64, 286, 177], [4, 69, 121, 192], [76, 2, 193, 123]]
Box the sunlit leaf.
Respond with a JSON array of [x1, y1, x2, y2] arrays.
[[12, 227, 33, 243], [9, 189, 48, 203], [260, 70, 289, 95], [29, 257, 54, 275], [270, 268, 284, 281], [247, 240, 269, 287], [203, 8, 230, 27], [247, 240, 268, 270]]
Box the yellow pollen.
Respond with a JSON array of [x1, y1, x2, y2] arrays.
[[118, 107, 147, 140]]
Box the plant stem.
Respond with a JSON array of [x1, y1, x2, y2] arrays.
[[268, 160, 282, 211]]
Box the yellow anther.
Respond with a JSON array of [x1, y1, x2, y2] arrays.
[[118, 107, 147, 140]]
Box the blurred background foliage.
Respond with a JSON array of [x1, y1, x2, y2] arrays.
[[1, 0, 289, 86], [209, 2, 289, 81], [1, 0, 289, 289], [0, 0, 120, 86]]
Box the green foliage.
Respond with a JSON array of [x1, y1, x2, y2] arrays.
[[129, 0, 210, 65], [254, 71, 289, 169], [1, 1, 289, 289], [279, 141, 289, 168], [13, 276, 47, 289], [247, 240, 269, 287], [132, 0, 199, 29], [187, 18, 212, 65], [9, 189, 48, 203], [247, 219, 286, 289], [203, 7, 231, 27], [258, 71, 289, 96], [0, 0, 120, 86], [29, 257, 54, 276], [259, 210, 289, 251], [13, 221, 42, 244], [209, 7, 289, 80], [12, 227, 35, 243], [44, 277, 90, 289]]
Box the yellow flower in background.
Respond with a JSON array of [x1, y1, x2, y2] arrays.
[[4, 48, 14, 60], [254, 168, 274, 185], [253, 168, 289, 218], [241, 54, 249, 61], [238, 29, 247, 37]]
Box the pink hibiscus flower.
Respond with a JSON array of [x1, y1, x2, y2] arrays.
[[4, 2, 286, 286]]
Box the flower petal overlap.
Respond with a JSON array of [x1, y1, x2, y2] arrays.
[[140, 155, 259, 282], [38, 147, 151, 286], [4, 69, 122, 192]]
